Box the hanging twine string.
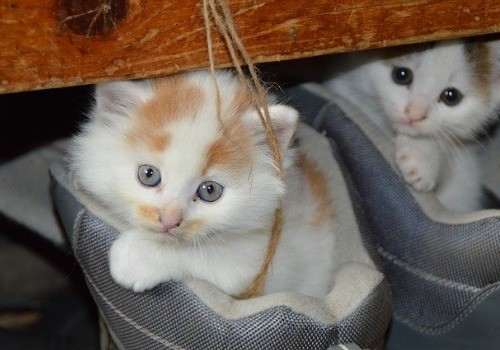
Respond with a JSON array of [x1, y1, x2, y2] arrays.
[[202, 0, 285, 299]]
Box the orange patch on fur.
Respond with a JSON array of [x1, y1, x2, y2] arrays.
[[149, 132, 170, 152], [298, 154, 334, 228], [203, 129, 252, 175], [137, 204, 160, 224], [202, 116, 254, 177], [127, 74, 204, 151], [141, 74, 205, 126], [201, 85, 255, 175], [127, 130, 171, 152], [180, 219, 205, 236]]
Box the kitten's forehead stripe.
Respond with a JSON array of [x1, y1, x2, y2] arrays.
[[298, 154, 334, 228], [142, 74, 205, 125], [150, 132, 170, 152], [127, 130, 171, 152], [127, 74, 205, 152]]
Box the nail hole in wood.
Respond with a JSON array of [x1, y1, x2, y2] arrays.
[[57, 0, 129, 37]]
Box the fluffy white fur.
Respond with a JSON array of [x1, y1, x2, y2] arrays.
[[70, 70, 336, 298], [324, 39, 500, 212]]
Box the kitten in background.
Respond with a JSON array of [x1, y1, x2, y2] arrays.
[[323, 39, 500, 212], [69, 70, 337, 298]]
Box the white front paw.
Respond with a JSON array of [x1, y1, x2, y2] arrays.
[[109, 234, 166, 292], [394, 136, 439, 192]]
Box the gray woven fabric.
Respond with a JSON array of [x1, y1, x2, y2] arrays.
[[328, 344, 365, 350], [78, 207, 337, 349], [317, 96, 500, 330]]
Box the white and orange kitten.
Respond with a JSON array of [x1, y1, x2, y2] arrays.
[[70, 70, 336, 298], [324, 39, 500, 212]]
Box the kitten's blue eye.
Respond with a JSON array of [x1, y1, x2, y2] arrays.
[[392, 67, 413, 85], [440, 87, 463, 106], [138, 165, 161, 187], [196, 181, 223, 202]]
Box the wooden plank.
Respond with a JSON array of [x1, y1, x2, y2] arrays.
[[1, 0, 499, 93]]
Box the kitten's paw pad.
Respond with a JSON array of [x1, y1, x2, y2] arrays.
[[395, 147, 437, 192]]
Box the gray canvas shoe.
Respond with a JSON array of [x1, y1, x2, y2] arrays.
[[284, 83, 500, 350]]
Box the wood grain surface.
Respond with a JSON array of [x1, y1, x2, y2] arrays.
[[1, 0, 499, 93]]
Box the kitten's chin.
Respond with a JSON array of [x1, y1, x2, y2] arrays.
[[392, 121, 429, 137], [135, 225, 185, 243], [394, 125, 420, 136], [143, 226, 202, 245], [390, 116, 437, 137]]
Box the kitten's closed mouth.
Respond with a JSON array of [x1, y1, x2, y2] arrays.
[[164, 230, 183, 240], [392, 121, 421, 136], [393, 119, 415, 127], [149, 226, 183, 240]]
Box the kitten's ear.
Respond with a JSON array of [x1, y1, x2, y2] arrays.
[[245, 104, 299, 150], [94, 80, 153, 118]]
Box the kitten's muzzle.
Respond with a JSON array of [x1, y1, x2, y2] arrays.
[[404, 100, 428, 124], [159, 206, 184, 234], [159, 216, 183, 233]]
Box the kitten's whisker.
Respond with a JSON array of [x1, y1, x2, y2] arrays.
[[444, 124, 489, 152], [435, 129, 459, 164]]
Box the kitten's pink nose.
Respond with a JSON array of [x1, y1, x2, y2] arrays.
[[161, 217, 183, 232], [404, 100, 428, 123], [159, 206, 183, 233]]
